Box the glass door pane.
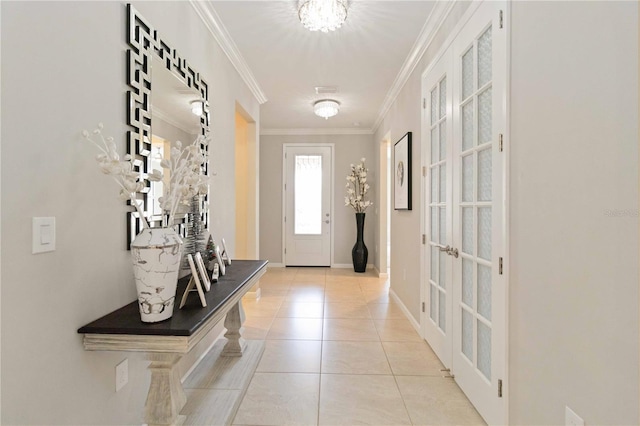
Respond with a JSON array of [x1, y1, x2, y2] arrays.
[[429, 76, 448, 333], [457, 24, 494, 382], [294, 155, 322, 235]]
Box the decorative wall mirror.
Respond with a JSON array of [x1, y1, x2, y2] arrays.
[[126, 4, 210, 248]]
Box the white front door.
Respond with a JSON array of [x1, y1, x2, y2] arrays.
[[284, 145, 333, 266], [422, 2, 507, 424]]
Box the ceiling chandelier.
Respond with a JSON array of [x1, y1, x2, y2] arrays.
[[298, 0, 348, 33], [314, 99, 340, 119]]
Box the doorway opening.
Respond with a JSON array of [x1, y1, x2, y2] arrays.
[[378, 132, 392, 277], [235, 104, 258, 259]]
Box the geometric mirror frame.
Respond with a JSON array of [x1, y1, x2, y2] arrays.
[[126, 4, 210, 248]]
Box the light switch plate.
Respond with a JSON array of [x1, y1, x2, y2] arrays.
[[32, 217, 56, 254]]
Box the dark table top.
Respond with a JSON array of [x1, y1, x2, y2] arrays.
[[77, 259, 268, 337]]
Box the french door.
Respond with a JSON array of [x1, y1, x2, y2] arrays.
[[422, 2, 507, 424], [283, 145, 333, 266], [423, 52, 454, 367]]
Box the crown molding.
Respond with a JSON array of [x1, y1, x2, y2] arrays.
[[190, 1, 268, 105], [372, 0, 457, 133], [260, 128, 374, 136], [152, 109, 200, 136]]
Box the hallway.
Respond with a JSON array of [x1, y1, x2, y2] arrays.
[[186, 267, 486, 425]]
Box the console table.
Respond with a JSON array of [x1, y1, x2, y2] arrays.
[[78, 259, 268, 426]]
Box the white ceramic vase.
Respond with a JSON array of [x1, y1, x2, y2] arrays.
[[131, 227, 184, 323]]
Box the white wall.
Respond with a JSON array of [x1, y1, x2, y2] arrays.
[[373, 1, 471, 320], [1, 1, 260, 424], [508, 2, 638, 424], [374, 1, 638, 424], [259, 133, 375, 266]]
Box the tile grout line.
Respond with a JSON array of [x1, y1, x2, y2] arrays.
[[391, 373, 417, 426], [242, 269, 416, 425]]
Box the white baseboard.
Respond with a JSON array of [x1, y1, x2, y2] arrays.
[[331, 263, 373, 270], [268, 263, 376, 271], [389, 288, 421, 336], [372, 265, 389, 278], [332, 263, 352, 268]]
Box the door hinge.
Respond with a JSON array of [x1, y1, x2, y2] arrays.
[[422, 302, 425, 312], [284, 248, 287, 254], [422, 166, 427, 177], [499, 134, 504, 152], [422, 234, 426, 244], [499, 10, 504, 29], [284, 216, 286, 223], [423, 98, 426, 109], [499, 257, 503, 275], [498, 379, 503, 397]]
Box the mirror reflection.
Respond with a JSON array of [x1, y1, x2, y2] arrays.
[[150, 55, 202, 218]]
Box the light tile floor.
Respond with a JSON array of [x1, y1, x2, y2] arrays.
[[232, 267, 486, 426]]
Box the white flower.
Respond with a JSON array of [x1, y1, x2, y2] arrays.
[[82, 122, 210, 230], [344, 158, 372, 213], [148, 169, 163, 182], [118, 189, 131, 201]]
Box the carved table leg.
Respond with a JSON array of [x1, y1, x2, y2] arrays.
[[222, 300, 246, 357], [145, 353, 187, 426]]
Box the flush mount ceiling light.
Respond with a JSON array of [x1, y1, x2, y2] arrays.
[[314, 99, 340, 119], [190, 100, 203, 116], [299, 0, 348, 33]]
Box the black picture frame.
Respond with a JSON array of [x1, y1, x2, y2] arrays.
[[394, 132, 412, 210]]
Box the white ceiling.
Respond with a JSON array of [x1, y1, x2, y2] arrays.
[[209, 1, 437, 133]]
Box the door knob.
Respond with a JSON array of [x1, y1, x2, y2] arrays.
[[325, 220, 330, 224]]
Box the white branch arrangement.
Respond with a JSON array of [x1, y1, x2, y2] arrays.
[[345, 157, 372, 213], [82, 123, 209, 230]]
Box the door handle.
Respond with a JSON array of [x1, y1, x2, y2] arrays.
[[434, 244, 459, 258], [325, 220, 330, 224], [435, 244, 450, 252]]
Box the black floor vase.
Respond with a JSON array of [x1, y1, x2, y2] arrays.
[[352, 213, 368, 273]]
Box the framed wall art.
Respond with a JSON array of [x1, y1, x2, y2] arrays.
[[215, 246, 226, 276], [221, 238, 231, 265], [394, 132, 412, 210], [194, 252, 211, 292], [179, 254, 207, 308]]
